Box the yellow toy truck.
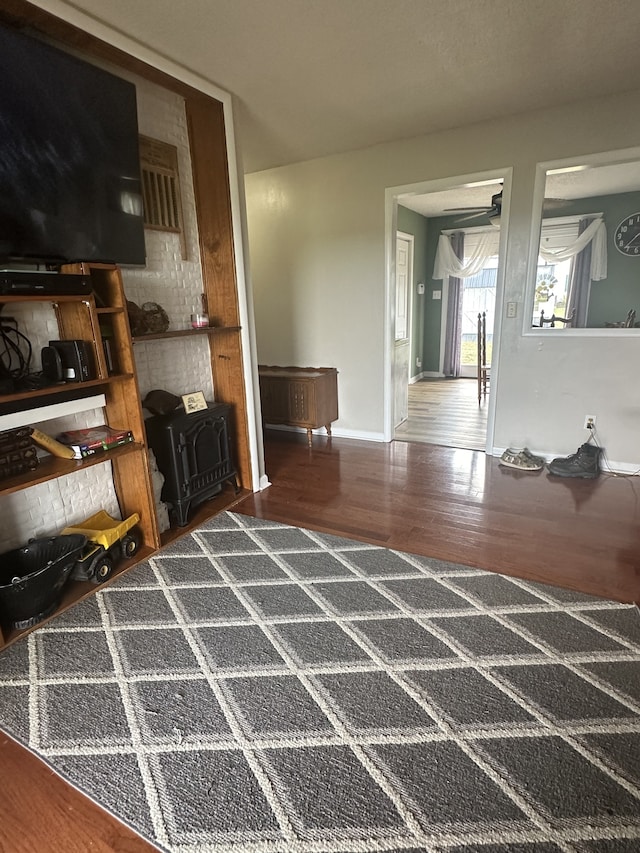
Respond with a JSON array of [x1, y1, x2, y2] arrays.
[[61, 510, 141, 584]]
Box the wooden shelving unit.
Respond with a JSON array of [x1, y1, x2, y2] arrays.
[[0, 264, 161, 650], [0, 2, 257, 652], [0, 266, 253, 651]]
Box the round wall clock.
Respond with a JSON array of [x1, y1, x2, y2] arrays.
[[614, 212, 640, 256]]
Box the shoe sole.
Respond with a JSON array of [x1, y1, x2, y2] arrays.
[[547, 468, 599, 478], [500, 459, 543, 471]]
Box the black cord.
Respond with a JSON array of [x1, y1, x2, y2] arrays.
[[589, 425, 640, 478], [0, 322, 32, 380]]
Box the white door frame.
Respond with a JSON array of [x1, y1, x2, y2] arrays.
[[383, 168, 513, 452], [392, 231, 414, 430], [396, 230, 414, 377]]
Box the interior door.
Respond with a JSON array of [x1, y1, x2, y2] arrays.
[[394, 233, 412, 427]]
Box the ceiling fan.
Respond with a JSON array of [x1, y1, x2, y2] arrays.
[[444, 187, 504, 222], [444, 185, 570, 224]]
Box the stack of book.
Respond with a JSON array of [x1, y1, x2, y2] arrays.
[[0, 427, 40, 479], [55, 425, 134, 460]]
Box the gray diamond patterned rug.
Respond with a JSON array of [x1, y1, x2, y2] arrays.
[[1, 511, 640, 852]]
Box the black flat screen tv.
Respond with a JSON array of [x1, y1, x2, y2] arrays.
[[0, 23, 146, 267]]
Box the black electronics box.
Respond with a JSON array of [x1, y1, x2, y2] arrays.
[[41, 340, 96, 383], [0, 271, 92, 296]]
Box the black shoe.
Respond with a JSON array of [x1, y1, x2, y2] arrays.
[[547, 443, 602, 479]]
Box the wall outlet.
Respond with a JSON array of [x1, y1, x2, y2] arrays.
[[416, 357, 422, 368], [584, 414, 597, 430]]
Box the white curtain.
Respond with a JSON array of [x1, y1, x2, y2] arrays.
[[538, 217, 607, 281], [442, 231, 464, 377], [433, 231, 499, 280]]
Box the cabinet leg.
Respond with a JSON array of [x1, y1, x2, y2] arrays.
[[325, 424, 332, 438], [306, 428, 313, 447]]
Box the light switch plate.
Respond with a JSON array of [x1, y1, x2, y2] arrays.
[[432, 290, 442, 300], [506, 301, 517, 318]]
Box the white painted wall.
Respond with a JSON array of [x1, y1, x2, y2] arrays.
[[245, 89, 640, 468]]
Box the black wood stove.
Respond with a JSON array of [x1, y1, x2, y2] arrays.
[[144, 402, 238, 526]]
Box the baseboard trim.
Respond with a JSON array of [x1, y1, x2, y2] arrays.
[[264, 423, 386, 443], [258, 474, 271, 490]]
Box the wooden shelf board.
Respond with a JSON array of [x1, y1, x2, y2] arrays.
[[0, 293, 91, 304], [133, 326, 240, 343], [96, 306, 124, 315], [160, 486, 251, 547], [0, 374, 134, 406], [0, 441, 144, 496], [0, 544, 155, 649]]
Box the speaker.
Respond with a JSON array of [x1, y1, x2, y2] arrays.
[[41, 340, 96, 383], [41, 346, 63, 382]]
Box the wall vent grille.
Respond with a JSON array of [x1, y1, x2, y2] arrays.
[[139, 135, 186, 258]]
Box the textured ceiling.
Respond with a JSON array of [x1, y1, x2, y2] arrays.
[[38, 0, 640, 174], [400, 161, 640, 218]]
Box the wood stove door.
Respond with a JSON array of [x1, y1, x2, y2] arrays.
[[179, 413, 231, 497]]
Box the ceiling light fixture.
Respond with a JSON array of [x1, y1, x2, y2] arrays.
[[462, 178, 502, 188], [546, 165, 589, 175]]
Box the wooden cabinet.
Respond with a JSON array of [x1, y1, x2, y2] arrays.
[[258, 366, 338, 446]]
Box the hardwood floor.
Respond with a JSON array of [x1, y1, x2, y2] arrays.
[[394, 377, 488, 450], [239, 430, 640, 604], [1, 430, 638, 852]]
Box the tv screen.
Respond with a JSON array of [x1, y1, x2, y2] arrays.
[[0, 24, 146, 267]]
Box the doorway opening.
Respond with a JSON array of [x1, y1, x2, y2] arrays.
[[385, 170, 511, 451], [447, 233, 498, 381], [461, 276, 495, 376]]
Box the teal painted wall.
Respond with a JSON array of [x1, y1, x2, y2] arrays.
[[424, 192, 640, 349], [539, 190, 640, 327], [397, 205, 428, 378]]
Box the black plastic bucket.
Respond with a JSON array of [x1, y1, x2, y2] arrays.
[[0, 534, 87, 629]]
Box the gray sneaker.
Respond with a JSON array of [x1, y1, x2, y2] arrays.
[[522, 447, 545, 466], [547, 443, 602, 478], [500, 448, 543, 471]]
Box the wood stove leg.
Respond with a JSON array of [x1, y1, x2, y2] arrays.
[[226, 473, 241, 494]]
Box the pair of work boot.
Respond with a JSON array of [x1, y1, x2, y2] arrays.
[[500, 442, 603, 478]]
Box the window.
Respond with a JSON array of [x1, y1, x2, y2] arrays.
[[532, 217, 581, 327]]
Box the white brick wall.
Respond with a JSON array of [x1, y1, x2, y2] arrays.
[[120, 75, 214, 402], [1, 71, 213, 553]]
